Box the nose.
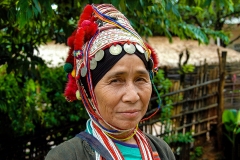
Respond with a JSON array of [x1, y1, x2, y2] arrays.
[[122, 83, 140, 103]]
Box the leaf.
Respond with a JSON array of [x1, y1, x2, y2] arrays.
[[166, 1, 172, 11], [33, 0, 41, 14], [236, 128, 240, 134], [203, 0, 212, 8], [26, 7, 33, 20], [222, 109, 237, 124], [224, 133, 234, 144], [126, 0, 138, 10], [172, 5, 181, 17], [111, 0, 121, 7], [237, 110, 240, 125], [18, 11, 27, 29], [0, 101, 7, 113]]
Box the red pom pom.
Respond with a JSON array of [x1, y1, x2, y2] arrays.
[[67, 30, 76, 47], [65, 47, 74, 63], [81, 20, 91, 27], [73, 4, 97, 51], [84, 23, 98, 41], [64, 74, 78, 102], [74, 28, 85, 50], [145, 43, 159, 69], [79, 5, 94, 26]]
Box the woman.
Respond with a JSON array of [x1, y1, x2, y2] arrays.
[[45, 4, 175, 160]]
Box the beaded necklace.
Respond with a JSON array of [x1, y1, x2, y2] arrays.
[[104, 124, 138, 141]]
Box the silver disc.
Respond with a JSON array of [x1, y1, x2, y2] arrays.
[[135, 44, 145, 53], [90, 58, 97, 70], [95, 50, 104, 61], [81, 66, 87, 77], [144, 52, 149, 61], [123, 43, 136, 54], [109, 44, 122, 55]]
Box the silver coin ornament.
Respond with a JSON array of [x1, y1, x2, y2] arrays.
[[144, 52, 149, 61], [135, 44, 145, 54], [95, 50, 104, 61], [109, 44, 122, 55], [81, 66, 87, 77], [123, 43, 136, 54], [90, 58, 97, 70]]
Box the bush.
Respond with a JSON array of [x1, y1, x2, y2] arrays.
[[0, 64, 88, 137]]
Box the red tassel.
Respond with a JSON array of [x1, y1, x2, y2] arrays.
[[145, 43, 159, 69], [64, 74, 78, 102], [67, 30, 76, 47], [65, 30, 76, 64], [84, 23, 98, 40], [74, 28, 85, 50]]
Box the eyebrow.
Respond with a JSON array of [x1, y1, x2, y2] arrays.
[[108, 69, 149, 77]]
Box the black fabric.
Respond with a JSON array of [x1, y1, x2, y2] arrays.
[[75, 132, 113, 160], [45, 132, 176, 160], [80, 46, 149, 96]]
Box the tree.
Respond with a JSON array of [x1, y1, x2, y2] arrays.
[[177, 0, 240, 46]]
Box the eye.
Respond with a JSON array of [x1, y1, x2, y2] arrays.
[[136, 77, 147, 82], [110, 79, 119, 83], [109, 78, 123, 84]]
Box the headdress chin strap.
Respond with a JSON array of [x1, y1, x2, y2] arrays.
[[62, 4, 161, 160], [64, 3, 161, 128]]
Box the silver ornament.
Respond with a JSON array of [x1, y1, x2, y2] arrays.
[[144, 52, 149, 61], [90, 58, 97, 70], [123, 43, 136, 54], [81, 66, 87, 77], [135, 44, 145, 53], [95, 50, 104, 61], [109, 44, 122, 55]]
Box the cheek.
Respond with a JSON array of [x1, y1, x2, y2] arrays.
[[141, 85, 152, 104], [95, 87, 117, 112]]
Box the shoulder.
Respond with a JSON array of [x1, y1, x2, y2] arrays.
[[145, 133, 176, 160], [45, 137, 95, 160]]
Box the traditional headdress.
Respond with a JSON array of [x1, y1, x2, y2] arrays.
[[63, 4, 160, 160]]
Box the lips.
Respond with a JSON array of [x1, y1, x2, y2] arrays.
[[118, 110, 141, 118], [119, 109, 140, 113]]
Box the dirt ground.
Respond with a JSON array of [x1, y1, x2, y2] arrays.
[[200, 140, 224, 160]]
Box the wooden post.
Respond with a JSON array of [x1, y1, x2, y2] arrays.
[[217, 50, 227, 150]]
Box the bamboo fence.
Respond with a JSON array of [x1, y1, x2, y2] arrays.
[[140, 51, 240, 159]]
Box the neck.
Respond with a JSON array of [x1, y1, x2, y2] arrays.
[[97, 119, 138, 143]]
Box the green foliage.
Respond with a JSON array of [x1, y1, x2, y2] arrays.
[[190, 146, 203, 160], [222, 110, 240, 160], [0, 64, 88, 136], [222, 109, 240, 144], [153, 70, 173, 95], [163, 132, 194, 144], [164, 132, 194, 157], [178, 64, 195, 74], [153, 70, 173, 125]]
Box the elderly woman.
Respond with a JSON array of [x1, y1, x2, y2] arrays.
[[45, 4, 175, 160]]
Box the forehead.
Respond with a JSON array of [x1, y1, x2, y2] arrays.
[[105, 54, 148, 75]]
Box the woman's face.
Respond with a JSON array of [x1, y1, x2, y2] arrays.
[[94, 54, 152, 130]]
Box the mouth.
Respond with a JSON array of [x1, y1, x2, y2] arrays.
[[118, 110, 141, 118]]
